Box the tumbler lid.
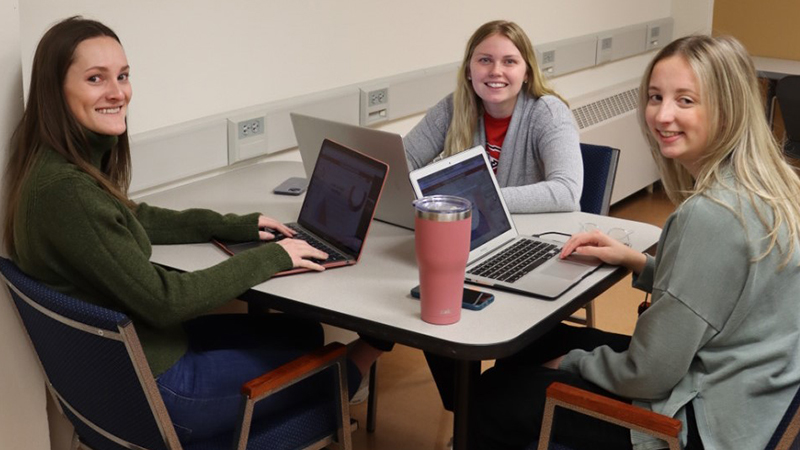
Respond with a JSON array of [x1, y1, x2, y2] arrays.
[[413, 195, 472, 221]]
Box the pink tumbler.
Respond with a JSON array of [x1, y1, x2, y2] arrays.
[[414, 195, 472, 325]]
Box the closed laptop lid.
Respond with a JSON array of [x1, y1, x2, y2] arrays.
[[408, 146, 519, 263], [298, 138, 389, 258]]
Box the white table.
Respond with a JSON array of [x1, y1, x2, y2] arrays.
[[142, 160, 662, 450]]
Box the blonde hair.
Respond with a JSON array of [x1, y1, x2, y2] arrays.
[[443, 20, 566, 158], [638, 35, 800, 265]]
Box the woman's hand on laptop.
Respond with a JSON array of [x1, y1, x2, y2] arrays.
[[560, 230, 646, 274], [258, 215, 295, 240], [277, 239, 328, 271]]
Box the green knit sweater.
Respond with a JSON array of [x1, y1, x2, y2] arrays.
[[12, 133, 292, 376]]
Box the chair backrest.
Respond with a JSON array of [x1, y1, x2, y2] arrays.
[[776, 75, 800, 158], [777, 76, 800, 142], [767, 384, 800, 450], [0, 257, 181, 450], [579, 143, 620, 216]]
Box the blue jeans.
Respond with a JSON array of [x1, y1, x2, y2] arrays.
[[156, 313, 361, 443]]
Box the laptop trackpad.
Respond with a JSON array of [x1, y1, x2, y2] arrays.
[[541, 259, 597, 280]]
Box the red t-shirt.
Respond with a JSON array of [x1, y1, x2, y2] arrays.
[[483, 112, 512, 173]]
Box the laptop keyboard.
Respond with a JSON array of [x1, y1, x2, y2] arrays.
[[468, 239, 559, 284], [285, 225, 347, 263]]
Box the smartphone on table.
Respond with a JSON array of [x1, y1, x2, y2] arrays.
[[410, 285, 494, 310], [273, 177, 308, 195]]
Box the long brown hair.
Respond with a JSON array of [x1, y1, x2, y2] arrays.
[[443, 20, 566, 158], [3, 16, 135, 255]]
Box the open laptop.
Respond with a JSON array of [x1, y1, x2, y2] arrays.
[[408, 146, 601, 299], [213, 138, 389, 276], [290, 113, 416, 230]]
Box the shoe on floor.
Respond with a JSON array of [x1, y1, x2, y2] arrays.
[[350, 372, 370, 404]]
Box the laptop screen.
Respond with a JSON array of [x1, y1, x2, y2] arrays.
[[297, 139, 388, 256], [415, 152, 512, 250]]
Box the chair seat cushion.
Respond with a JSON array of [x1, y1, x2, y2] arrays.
[[184, 399, 338, 450]]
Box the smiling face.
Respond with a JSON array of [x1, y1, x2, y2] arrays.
[[468, 33, 528, 119], [63, 36, 131, 136], [645, 55, 709, 175]]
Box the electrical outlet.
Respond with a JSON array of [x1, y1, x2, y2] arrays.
[[368, 88, 389, 107], [237, 116, 265, 140], [646, 18, 673, 51], [228, 114, 268, 164], [359, 85, 390, 126]]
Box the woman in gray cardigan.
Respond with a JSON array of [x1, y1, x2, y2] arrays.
[[476, 35, 800, 450], [403, 20, 582, 214]]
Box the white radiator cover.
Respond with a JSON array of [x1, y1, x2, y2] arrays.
[[570, 79, 660, 204]]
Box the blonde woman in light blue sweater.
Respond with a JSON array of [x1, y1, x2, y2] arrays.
[[476, 35, 800, 450]]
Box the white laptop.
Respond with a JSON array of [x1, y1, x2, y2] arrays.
[[408, 146, 601, 299], [291, 113, 416, 230]]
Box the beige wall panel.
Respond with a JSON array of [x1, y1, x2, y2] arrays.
[[713, 0, 800, 60]]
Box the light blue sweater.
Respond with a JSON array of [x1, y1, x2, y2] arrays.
[[403, 92, 582, 213], [561, 176, 800, 449]]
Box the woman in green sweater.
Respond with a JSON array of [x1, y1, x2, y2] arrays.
[[3, 16, 384, 443]]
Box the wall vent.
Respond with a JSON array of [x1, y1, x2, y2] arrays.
[[571, 87, 639, 129]]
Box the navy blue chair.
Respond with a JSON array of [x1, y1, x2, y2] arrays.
[[0, 257, 353, 450], [578, 143, 620, 217], [776, 75, 800, 159], [566, 143, 621, 327], [534, 381, 800, 450]]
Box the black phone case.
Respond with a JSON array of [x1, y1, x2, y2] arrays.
[[409, 285, 494, 310], [273, 177, 307, 195]]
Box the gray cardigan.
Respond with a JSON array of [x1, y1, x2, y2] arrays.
[[403, 92, 582, 213], [561, 177, 800, 449]]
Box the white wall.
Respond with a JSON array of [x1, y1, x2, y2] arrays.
[[1, 1, 713, 448], [20, 0, 671, 134], [0, 0, 51, 449]]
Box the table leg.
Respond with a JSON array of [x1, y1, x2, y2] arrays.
[[367, 362, 378, 432], [452, 360, 481, 450]]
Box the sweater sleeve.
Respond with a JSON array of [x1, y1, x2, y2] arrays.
[[34, 178, 292, 329], [135, 202, 260, 245], [403, 95, 454, 169], [500, 97, 583, 213], [560, 197, 749, 400], [632, 254, 656, 292]]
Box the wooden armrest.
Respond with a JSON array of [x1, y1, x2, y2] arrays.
[[546, 382, 682, 439], [242, 342, 347, 400]]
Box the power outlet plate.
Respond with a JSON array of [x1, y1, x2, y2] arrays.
[[237, 116, 265, 139], [368, 88, 389, 107], [359, 85, 390, 126], [228, 114, 268, 164]]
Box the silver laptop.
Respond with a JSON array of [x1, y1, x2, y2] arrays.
[[213, 139, 389, 277], [408, 146, 601, 299], [291, 113, 416, 230]]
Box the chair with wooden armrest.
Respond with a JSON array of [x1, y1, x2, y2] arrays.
[[536, 382, 680, 450], [0, 256, 354, 450], [535, 381, 800, 450]]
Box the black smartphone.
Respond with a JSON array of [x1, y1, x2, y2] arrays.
[[409, 285, 494, 310], [273, 177, 308, 195]]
